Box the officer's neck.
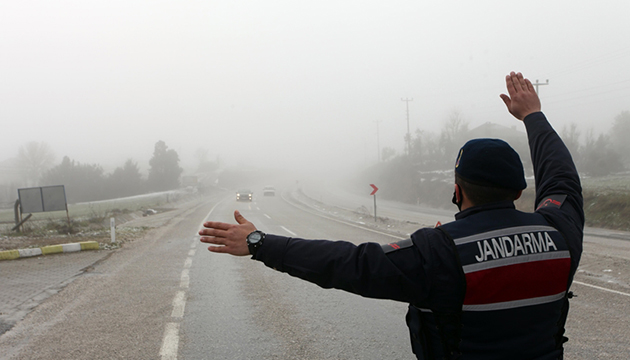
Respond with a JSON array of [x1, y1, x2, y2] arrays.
[[459, 195, 475, 211]]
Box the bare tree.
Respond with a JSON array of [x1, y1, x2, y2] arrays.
[[17, 141, 56, 186], [440, 109, 469, 165], [561, 123, 581, 164], [609, 110, 630, 168], [442, 109, 469, 143]]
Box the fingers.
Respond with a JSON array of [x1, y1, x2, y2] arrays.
[[504, 71, 536, 98], [199, 233, 225, 244], [505, 71, 528, 92], [207, 245, 230, 254], [524, 78, 535, 93], [499, 93, 511, 108], [234, 210, 249, 225], [201, 221, 232, 231], [514, 72, 526, 91], [198, 226, 229, 238], [504, 72, 518, 97]]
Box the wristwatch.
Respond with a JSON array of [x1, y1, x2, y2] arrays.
[[246, 230, 265, 256]]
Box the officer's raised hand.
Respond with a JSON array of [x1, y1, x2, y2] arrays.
[[500, 71, 542, 120], [199, 210, 256, 256]]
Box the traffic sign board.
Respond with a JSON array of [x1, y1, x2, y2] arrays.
[[370, 184, 379, 196]]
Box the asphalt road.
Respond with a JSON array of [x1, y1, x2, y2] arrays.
[[182, 192, 412, 360], [0, 185, 629, 359]]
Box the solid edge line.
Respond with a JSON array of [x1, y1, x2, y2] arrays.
[[280, 191, 406, 240], [573, 280, 630, 297], [280, 226, 297, 237]]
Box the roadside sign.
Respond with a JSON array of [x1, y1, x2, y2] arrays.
[[369, 184, 379, 221]]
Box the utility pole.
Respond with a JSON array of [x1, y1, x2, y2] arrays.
[[401, 98, 413, 156], [375, 120, 382, 162], [533, 79, 549, 95]]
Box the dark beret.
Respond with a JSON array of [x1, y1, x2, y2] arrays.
[[455, 138, 527, 190]]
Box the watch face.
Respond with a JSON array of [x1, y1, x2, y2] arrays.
[[248, 231, 262, 243]]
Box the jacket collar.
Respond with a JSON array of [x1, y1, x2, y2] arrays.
[[455, 201, 516, 220]]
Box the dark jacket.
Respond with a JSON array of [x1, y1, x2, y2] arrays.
[[254, 112, 584, 359]]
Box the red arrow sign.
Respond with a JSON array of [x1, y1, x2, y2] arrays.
[[369, 184, 379, 196]]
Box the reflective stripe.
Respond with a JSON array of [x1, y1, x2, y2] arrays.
[[462, 292, 565, 311], [454, 225, 558, 245], [463, 250, 571, 273]]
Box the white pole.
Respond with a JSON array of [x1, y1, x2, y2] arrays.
[[110, 217, 116, 243]]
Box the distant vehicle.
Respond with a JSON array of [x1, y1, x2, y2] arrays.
[[236, 189, 253, 202], [143, 209, 158, 217], [263, 186, 276, 196]]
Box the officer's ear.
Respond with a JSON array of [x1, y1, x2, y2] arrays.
[[514, 190, 523, 201], [452, 184, 463, 209], [454, 184, 462, 203]]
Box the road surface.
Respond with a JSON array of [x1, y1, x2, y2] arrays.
[[0, 186, 628, 359]]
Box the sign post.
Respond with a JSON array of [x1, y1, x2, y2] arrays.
[[17, 185, 69, 232], [370, 184, 379, 221]]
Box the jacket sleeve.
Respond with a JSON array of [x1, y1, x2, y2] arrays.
[[253, 234, 432, 304], [524, 111, 584, 272]]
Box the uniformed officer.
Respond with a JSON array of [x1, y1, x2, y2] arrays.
[[199, 72, 584, 360]]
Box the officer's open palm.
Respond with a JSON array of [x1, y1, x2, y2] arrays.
[[500, 71, 542, 120], [199, 210, 256, 256]]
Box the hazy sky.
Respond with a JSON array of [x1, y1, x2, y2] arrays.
[[2, 0, 629, 176]]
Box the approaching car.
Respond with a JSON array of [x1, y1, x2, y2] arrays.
[[236, 189, 253, 202], [263, 186, 276, 196]]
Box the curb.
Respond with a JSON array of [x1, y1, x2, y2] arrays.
[[0, 241, 100, 261]]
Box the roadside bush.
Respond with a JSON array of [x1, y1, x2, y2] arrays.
[[583, 190, 630, 230]]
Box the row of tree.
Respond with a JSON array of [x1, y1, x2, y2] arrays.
[[380, 110, 630, 176], [562, 111, 630, 176], [36, 140, 183, 204], [362, 110, 630, 207]]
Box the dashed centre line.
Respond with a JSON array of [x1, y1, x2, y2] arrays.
[[160, 323, 180, 360], [171, 291, 187, 318], [180, 269, 190, 289], [160, 236, 199, 360]]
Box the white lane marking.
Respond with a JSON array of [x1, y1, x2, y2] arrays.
[[160, 322, 180, 360], [280, 192, 405, 240], [264, 213, 271, 219], [160, 202, 219, 360], [281, 226, 297, 236], [171, 291, 187, 318], [199, 201, 223, 229], [180, 269, 190, 289], [573, 281, 630, 297]]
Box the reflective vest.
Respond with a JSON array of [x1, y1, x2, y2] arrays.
[[408, 206, 572, 360]]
